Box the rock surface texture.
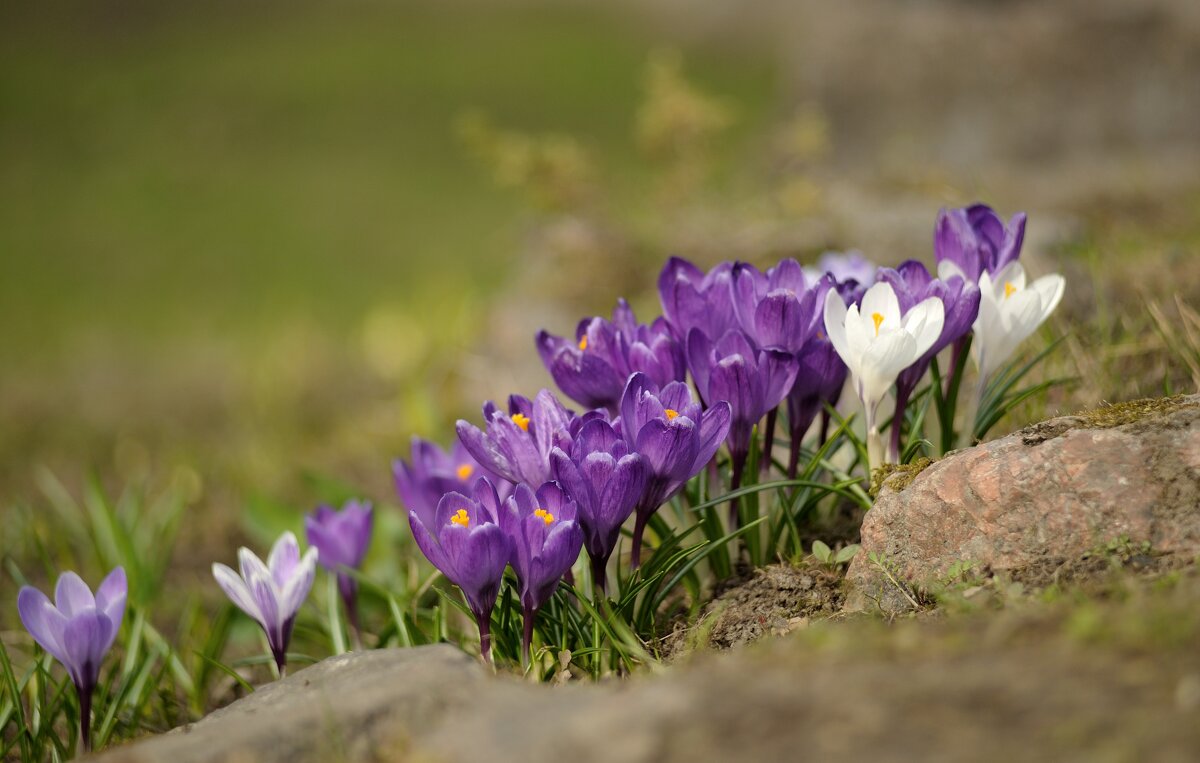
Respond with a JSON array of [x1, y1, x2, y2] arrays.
[[95, 627, 1200, 763], [94, 646, 483, 763], [848, 396, 1200, 612]]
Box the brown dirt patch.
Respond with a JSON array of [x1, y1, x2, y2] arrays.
[[699, 563, 844, 650]]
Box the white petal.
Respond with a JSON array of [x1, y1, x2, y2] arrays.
[[1002, 289, 1045, 340], [844, 304, 871, 370], [238, 547, 270, 584], [213, 563, 261, 622], [860, 331, 917, 411], [823, 290, 857, 376], [1030, 274, 1065, 323], [860, 282, 901, 334], [905, 296, 945, 358]]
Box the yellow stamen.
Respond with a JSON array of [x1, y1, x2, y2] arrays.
[[455, 463, 474, 481], [578, 336, 588, 351], [872, 312, 885, 336], [450, 508, 470, 527], [512, 412, 531, 432], [664, 408, 679, 420], [1004, 282, 1017, 299], [534, 508, 555, 525]]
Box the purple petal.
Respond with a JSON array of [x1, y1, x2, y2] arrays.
[[280, 548, 318, 621], [600, 454, 647, 518], [18, 586, 68, 664], [62, 613, 104, 689], [731, 262, 767, 337], [996, 211, 1027, 272], [456, 419, 519, 484], [408, 510, 451, 578], [249, 569, 282, 644], [267, 532, 301, 589], [54, 572, 95, 618], [685, 328, 714, 401], [754, 291, 814, 352], [442, 523, 510, 617], [635, 418, 697, 480], [760, 349, 800, 411], [693, 401, 732, 472], [768, 258, 807, 293], [94, 567, 127, 641]]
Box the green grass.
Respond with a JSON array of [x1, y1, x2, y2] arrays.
[[0, 0, 776, 359]]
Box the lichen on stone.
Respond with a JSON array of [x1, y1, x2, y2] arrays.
[[869, 457, 934, 499], [1021, 395, 1197, 446], [1074, 395, 1194, 429]]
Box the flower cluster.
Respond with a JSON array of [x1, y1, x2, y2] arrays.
[[391, 202, 1063, 665], [17, 203, 1064, 725]]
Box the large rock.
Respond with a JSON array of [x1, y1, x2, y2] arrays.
[[848, 396, 1200, 612], [94, 596, 1200, 763], [94, 645, 483, 763]]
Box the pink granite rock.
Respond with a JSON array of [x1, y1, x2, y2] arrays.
[[848, 396, 1200, 612]]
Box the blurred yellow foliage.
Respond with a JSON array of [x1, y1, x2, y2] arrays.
[[635, 49, 733, 199], [456, 111, 595, 212]]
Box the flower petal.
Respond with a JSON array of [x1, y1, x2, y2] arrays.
[[238, 547, 271, 589], [62, 613, 103, 689], [1031, 274, 1065, 323], [280, 547, 318, 621], [904, 296, 946, 359], [18, 586, 68, 664], [94, 567, 127, 642], [860, 281, 902, 334], [822, 289, 853, 374], [212, 563, 261, 622], [268, 531, 301, 588], [54, 572, 95, 618]]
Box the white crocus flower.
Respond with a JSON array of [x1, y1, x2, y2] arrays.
[[971, 261, 1065, 386], [824, 282, 944, 470]]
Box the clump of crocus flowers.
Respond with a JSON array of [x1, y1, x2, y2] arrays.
[[17, 203, 1065, 721], [392, 202, 1064, 663]]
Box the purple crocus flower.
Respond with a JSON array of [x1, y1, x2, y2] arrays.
[[934, 203, 1026, 283], [212, 532, 318, 678], [408, 477, 512, 664], [499, 481, 583, 664], [393, 436, 509, 529], [730, 259, 821, 354], [456, 390, 574, 488], [616, 373, 729, 567], [687, 329, 798, 526], [802, 250, 877, 287], [877, 260, 981, 463], [657, 257, 738, 342], [305, 500, 374, 649], [18, 567, 126, 753], [730, 259, 824, 472], [550, 418, 647, 587], [536, 298, 687, 412]]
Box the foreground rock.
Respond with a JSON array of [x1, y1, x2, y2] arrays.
[[95, 646, 482, 763], [97, 593, 1200, 763], [849, 396, 1200, 612]]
